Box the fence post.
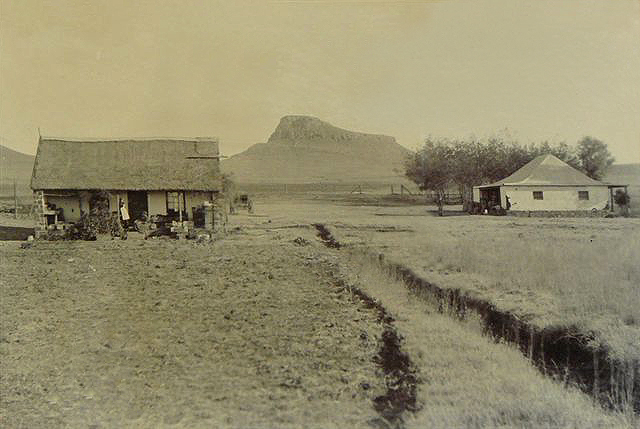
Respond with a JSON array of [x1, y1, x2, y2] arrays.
[[13, 179, 18, 219]]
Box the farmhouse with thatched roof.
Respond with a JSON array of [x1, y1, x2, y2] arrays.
[[473, 154, 627, 213], [31, 137, 222, 234]]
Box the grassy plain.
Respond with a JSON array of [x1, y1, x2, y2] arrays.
[[337, 252, 634, 428], [250, 194, 640, 360]]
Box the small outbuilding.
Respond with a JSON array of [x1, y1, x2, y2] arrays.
[[31, 137, 223, 235], [473, 154, 627, 213]]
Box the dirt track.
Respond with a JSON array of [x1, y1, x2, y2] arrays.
[[0, 230, 386, 428]]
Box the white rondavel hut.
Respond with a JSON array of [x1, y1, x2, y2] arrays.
[[473, 154, 627, 213]]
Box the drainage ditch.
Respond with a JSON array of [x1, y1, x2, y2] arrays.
[[332, 278, 419, 429], [314, 223, 639, 414], [312, 223, 341, 249], [315, 225, 418, 428]]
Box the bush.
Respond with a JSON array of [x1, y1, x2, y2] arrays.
[[614, 190, 631, 217], [614, 189, 630, 206], [59, 190, 111, 240], [64, 212, 97, 240], [89, 191, 111, 233]]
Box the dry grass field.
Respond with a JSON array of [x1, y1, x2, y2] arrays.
[[1, 195, 638, 427], [337, 252, 633, 428], [249, 196, 640, 361]]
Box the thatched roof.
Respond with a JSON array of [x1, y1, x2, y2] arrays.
[[31, 138, 221, 191], [477, 154, 607, 188]]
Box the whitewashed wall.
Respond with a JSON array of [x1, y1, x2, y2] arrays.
[[147, 191, 167, 216], [43, 190, 217, 222], [505, 186, 609, 211], [472, 187, 480, 202], [78, 191, 93, 215], [46, 195, 82, 222]]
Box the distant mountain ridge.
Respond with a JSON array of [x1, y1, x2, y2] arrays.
[[603, 163, 640, 185], [222, 116, 411, 184], [0, 145, 36, 197], [1, 145, 35, 183], [2, 131, 637, 193]]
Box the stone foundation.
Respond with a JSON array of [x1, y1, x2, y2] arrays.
[[508, 209, 609, 218]]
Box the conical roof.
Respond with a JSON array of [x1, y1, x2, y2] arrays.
[[479, 154, 606, 187]]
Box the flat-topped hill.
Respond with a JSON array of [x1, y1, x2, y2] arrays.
[[222, 116, 411, 184]]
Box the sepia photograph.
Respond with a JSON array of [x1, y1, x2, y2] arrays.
[[1, 0, 639, 427]]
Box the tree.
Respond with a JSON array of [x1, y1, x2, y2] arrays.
[[452, 137, 533, 210], [576, 137, 614, 180], [449, 139, 482, 211], [220, 172, 237, 213], [405, 139, 455, 216], [614, 189, 631, 217]]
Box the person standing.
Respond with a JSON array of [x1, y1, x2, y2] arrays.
[[118, 200, 129, 240], [119, 200, 130, 224]]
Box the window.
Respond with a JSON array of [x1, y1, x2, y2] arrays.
[[533, 191, 544, 200], [578, 191, 589, 200], [166, 192, 185, 212]]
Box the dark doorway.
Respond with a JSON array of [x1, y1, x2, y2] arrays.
[[127, 191, 148, 220], [479, 187, 501, 207]]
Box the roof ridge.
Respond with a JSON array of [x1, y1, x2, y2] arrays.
[[40, 136, 219, 142], [31, 138, 222, 191], [478, 153, 606, 187], [509, 154, 547, 183]]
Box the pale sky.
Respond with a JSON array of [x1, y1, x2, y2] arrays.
[[1, 0, 639, 162]]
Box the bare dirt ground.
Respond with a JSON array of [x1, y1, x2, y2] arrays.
[[0, 230, 387, 428]]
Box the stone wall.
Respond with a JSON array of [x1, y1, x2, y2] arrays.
[[32, 190, 47, 238], [508, 209, 609, 218]]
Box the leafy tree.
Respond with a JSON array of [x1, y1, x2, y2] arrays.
[[576, 137, 614, 180], [614, 189, 631, 217], [405, 139, 455, 216], [220, 172, 238, 214], [449, 139, 483, 211]]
